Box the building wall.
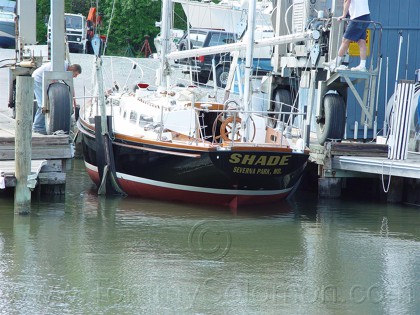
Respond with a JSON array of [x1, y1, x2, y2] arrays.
[[346, 0, 420, 138]]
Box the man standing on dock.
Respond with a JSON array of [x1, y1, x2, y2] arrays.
[[325, 0, 371, 72], [32, 61, 82, 135]]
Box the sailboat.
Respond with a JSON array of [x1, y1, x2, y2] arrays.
[[76, 0, 310, 208]]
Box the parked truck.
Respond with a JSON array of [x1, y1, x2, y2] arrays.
[[47, 13, 87, 53]]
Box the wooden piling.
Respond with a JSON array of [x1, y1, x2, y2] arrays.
[[14, 76, 34, 214], [318, 177, 342, 198]]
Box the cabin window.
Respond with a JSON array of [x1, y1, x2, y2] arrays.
[[129, 111, 138, 123], [111, 99, 120, 107]]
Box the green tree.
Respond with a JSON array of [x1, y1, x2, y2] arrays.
[[99, 0, 161, 56], [35, 0, 186, 56], [35, 0, 49, 44]]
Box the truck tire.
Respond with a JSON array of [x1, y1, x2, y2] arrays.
[[268, 88, 293, 128], [45, 82, 72, 135], [178, 39, 192, 51], [215, 65, 230, 88], [316, 93, 346, 145]]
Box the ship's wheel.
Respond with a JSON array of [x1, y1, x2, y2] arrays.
[[213, 114, 256, 142], [220, 116, 242, 142]]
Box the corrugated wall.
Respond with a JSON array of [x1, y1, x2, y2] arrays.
[[346, 0, 420, 138]]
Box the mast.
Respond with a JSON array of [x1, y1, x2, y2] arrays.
[[159, 0, 172, 91], [243, 0, 257, 113], [242, 0, 257, 141]]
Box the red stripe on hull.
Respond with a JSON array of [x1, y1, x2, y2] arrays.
[[86, 168, 101, 185], [86, 168, 290, 207], [118, 178, 291, 207]]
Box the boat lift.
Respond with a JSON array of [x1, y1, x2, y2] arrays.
[[316, 19, 383, 140], [268, 0, 383, 147]]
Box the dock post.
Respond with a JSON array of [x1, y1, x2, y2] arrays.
[[380, 176, 404, 203], [318, 177, 342, 198], [14, 76, 34, 214]]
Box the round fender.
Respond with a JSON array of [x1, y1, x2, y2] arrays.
[[269, 88, 293, 128], [316, 93, 346, 145], [45, 82, 72, 135]]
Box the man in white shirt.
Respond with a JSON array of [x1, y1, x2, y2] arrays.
[[32, 62, 81, 134], [325, 0, 371, 72]]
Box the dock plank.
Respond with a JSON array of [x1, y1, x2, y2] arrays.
[[0, 147, 73, 160], [38, 172, 66, 185], [0, 160, 67, 188], [0, 112, 73, 161], [332, 153, 420, 179], [330, 142, 388, 157], [0, 160, 47, 175], [0, 135, 70, 146]]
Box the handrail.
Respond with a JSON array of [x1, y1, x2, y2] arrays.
[[195, 107, 305, 116]]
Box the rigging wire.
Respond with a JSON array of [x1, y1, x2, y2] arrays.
[[103, 0, 116, 56]]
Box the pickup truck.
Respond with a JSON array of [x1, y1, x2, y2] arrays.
[[175, 28, 237, 88]]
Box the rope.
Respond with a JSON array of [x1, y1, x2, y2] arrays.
[[381, 160, 393, 193], [103, 0, 116, 56]]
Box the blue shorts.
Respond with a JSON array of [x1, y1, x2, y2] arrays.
[[344, 14, 370, 42]]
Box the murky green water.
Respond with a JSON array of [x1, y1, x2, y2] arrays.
[[0, 159, 419, 314]]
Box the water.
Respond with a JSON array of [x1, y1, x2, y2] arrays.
[[0, 159, 419, 314]]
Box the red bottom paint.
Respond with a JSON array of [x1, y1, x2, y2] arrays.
[[86, 168, 291, 208]]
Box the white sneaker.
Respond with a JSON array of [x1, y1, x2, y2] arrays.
[[336, 65, 348, 70], [323, 59, 338, 71], [351, 65, 367, 72]]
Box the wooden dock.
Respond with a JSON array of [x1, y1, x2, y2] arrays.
[[0, 112, 73, 194], [309, 141, 420, 203], [310, 141, 420, 178]]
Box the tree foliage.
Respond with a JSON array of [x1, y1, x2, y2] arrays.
[[35, 0, 187, 56], [35, 0, 49, 44]]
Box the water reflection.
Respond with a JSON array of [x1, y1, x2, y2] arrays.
[[0, 159, 418, 314]]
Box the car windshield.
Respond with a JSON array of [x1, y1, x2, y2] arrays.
[[208, 33, 236, 46], [65, 16, 82, 29], [185, 33, 206, 48]]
